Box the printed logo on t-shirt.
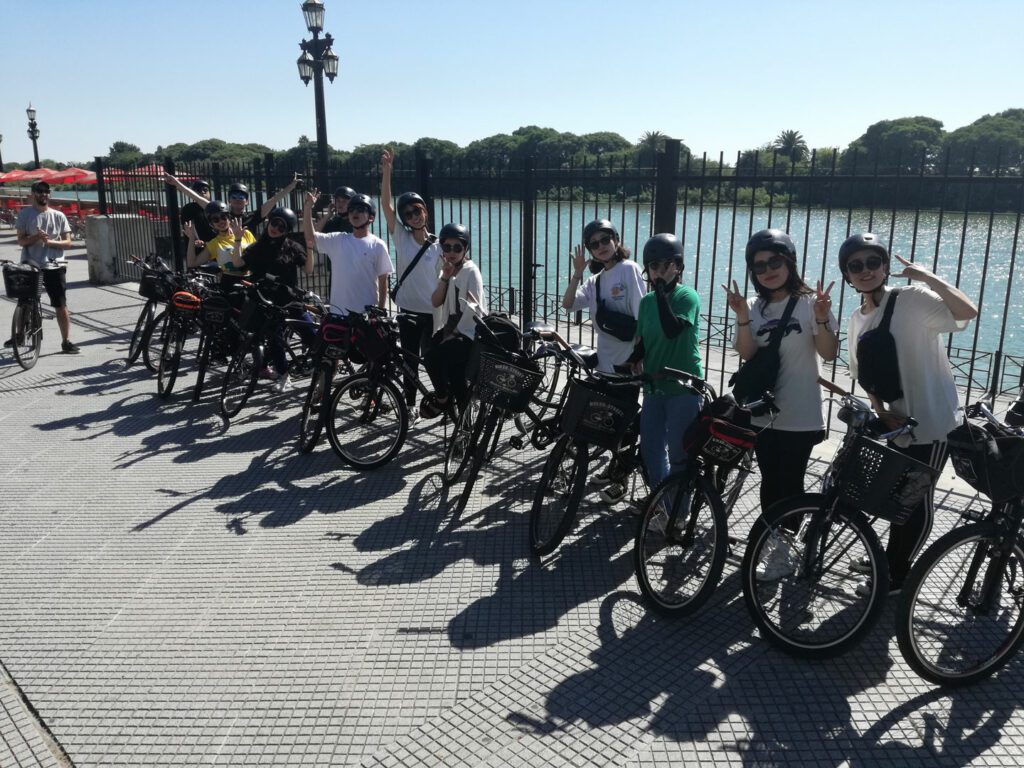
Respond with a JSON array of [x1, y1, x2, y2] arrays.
[[608, 282, 627, 300], [756, 319, 802, 338]]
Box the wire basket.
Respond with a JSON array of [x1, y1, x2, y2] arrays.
[[3, 264, 39, 300], [474, 350, 543, 413], [836, 434, 939, 524], [947, 422, 1024, 503], [138, 271, 171, 302], [560, 378, 641, 451]]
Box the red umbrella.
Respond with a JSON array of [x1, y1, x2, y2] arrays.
[[0, 168, 48, 183], [46, 166, 92, 185]]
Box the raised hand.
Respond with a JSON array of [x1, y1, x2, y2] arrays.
[[381, 148, 393, 174], [814, 279, 835, 322], [721, 279, 749, 320], [228, 218, 245, 240], [304, 190, 319, 210], [891, 253, 932, 282], [572, 244, 588, 277], [183, 221, 196, 240]]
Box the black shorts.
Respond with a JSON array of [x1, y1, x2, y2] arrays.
[[41, 265, 68, 309]]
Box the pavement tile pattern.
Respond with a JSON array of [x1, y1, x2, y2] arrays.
[[1, 236, 1022, 766]]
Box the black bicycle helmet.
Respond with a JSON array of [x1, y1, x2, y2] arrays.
[[205, 200, 229, 218], [396, 192, 426, 214], [332, 186, 357, 200], [744, 229, 797, 265], [838, 232, 890, 274], [192, 179, 211, 192], [228, 182, 249, 197], [642, 233, 684, 270], [267, 206, 297, 232], [347, 194, 376, 218], [582, 219, 619, 244], [438, 223, 471, 251]]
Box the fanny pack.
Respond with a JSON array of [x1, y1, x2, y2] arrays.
[[594, 271, 637, 342], [729, 295, 798, 406], [856, 289, 903, 403]]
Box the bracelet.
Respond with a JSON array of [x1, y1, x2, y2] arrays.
[[234, 238, 242, 244], [816, 319, 830, 326], [440, 276, 450, 283], [736, 320, 752, 326]]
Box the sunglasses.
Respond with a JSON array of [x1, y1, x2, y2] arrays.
[[401, 207, 425, 221], [646, 260, 677, 272], [348, 205, 371, 216], [441, 243, 465, 254], [846, 255, 884, 274], [586, 234, 613, 252], [751, 254, 787, 275], [268, 218, 288, 231], [208, 214, 228, 223], [228, 193, 248, 201]]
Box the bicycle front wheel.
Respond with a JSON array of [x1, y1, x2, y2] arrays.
[[297, 365, 330, 454], [220, 343, 262, 419], [741, 493, 888, 659], [157, 327, 185, 399], [11, 302, 42, 370], [896, 522, 1024, 687], [326, 374, 407, 470], [529, 434, 588, 556], [142, 309, 168, 373], [444, 397, 481, 486], [635, 470, 727, 616], [127, 299, 156, 366]]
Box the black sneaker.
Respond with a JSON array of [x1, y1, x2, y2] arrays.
[[419, 395, 446, 420], [61, 340, 81, 354], [3, 338, 12, 348]]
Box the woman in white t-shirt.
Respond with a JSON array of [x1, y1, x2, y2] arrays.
[[420, 224, 486, 420], [562, 219, 645, 372], [723, 229, 839, 516], [381, 149, 441, 408], [840, 232, 978, 594]]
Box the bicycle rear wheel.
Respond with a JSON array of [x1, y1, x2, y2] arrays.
[[127, 299, 156, 366], [297, 365, 330, 454], [326, 374, 407, 469], [741, 493, 887, 659], [444, 397, 482, 486], [157, 326, 185, 399], [454, 407, 501, 518], [635, 470, 727, 616], [11, 302, 42, 370], [896, 522, 1024, 687], [220, 343, 262, 419], [529, 434, 588, 556], [142, 309, 168, 373]]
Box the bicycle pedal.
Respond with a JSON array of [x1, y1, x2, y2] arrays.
[[509, 436, 525, 450]]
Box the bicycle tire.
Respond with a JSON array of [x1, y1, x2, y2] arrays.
[[156, 326, 185, 399], [454, 407, 501, 518], [444, 398, 482, 486], [326, 374, 408, 470], [297, 365, 331, 454], [716, 451, 754, 518], [11, 302, 41, 370], [529, 434, 588, 556], [127, 300, 156, 366], [634, 469, 727, 616], [142, 309, 168, 373], [741, 493, 888, 659], [192, 332, 211, 403], [895, 522, 1024, 687], [219, 343, 262, 419]]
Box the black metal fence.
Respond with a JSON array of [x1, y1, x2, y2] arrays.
[[96, 141, 1024, 406]]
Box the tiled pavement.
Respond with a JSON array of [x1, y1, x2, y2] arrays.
[[1, 234, 1022, 766]]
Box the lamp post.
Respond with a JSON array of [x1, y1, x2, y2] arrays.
[[26, 104, 41, 170], [296, 0, 338, 192], [0, 134, 4, 171]]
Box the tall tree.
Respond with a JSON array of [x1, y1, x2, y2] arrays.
[[773, 130, 809, 163], [841, 117, 945, 173], [944, 109, 1024, 173]]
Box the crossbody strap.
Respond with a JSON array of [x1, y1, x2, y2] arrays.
[[391, 234, 435, 300], [766, 295, 799, 351], [878, 288, 900, 332]]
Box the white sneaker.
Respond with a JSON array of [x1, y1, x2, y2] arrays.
[[273, 374, 291, 393], [599, 482, 628, 504], [588, 463, 617, 487], [848, 555, 872, 574], [756, 535, 798, 582]]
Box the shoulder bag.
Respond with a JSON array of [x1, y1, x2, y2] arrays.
[[729, 295, 799, 405]]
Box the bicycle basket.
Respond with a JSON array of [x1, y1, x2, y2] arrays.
[[200, 294, 232, 328], [683, 398, 757, 469], [351, 317, 395, 365], [316, 313, 350, 360], [238, 295, 277, 334], [836, 434, 939, 524], [3, 264, 39, 300], [138, 270, 171, 302], [473, 350, 543, 413], [947, 421, 1024, 503], [560, 377, 641, 451]]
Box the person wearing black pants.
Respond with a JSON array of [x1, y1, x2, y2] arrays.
[[752, 428, 824, 513], [398, 311, 435, 405]]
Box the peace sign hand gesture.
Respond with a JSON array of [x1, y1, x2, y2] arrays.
[[720, 280, 749, 322], [891, 253, 932, 282], [814, 279, 834, 323]]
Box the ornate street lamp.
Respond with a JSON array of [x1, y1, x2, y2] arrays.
[[297, 0, 337, 191], [0, 134, 4, 170], [26, 104, 41, 170]]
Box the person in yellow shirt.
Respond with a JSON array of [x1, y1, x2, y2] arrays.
[[185, 200, 255, 285]]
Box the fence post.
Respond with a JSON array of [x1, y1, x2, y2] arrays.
[[163, 157, 184, 273], [415, 148, 434, 227], [211, 162, 222, 201], [95, 156, 109, 216], [264, 153, 275, 205], [520, 155, 536, 328], [654, 138, 681, 234]]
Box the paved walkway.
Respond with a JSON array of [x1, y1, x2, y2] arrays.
[[0, 233, 1021, 766]]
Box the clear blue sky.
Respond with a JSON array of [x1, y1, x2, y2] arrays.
[[2, 0, 1022, 164]]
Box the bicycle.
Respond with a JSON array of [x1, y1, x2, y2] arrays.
[[126, 255, 175, 369], [2, 260, 62, 371], [634, 370, 772, 617], [528, 364, 645, 556], [297, 309, 355, 454], [895, 399, 1024, 686], [739, 387, 937, 659], [156, 274, 214, 399]]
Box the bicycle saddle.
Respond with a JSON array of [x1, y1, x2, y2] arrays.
[[569, 343, 599, 370]]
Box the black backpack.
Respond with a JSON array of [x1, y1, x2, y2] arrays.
[[856, 289, 903, 403]]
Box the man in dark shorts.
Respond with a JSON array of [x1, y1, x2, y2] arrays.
[[10, 180, 79, 353]]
